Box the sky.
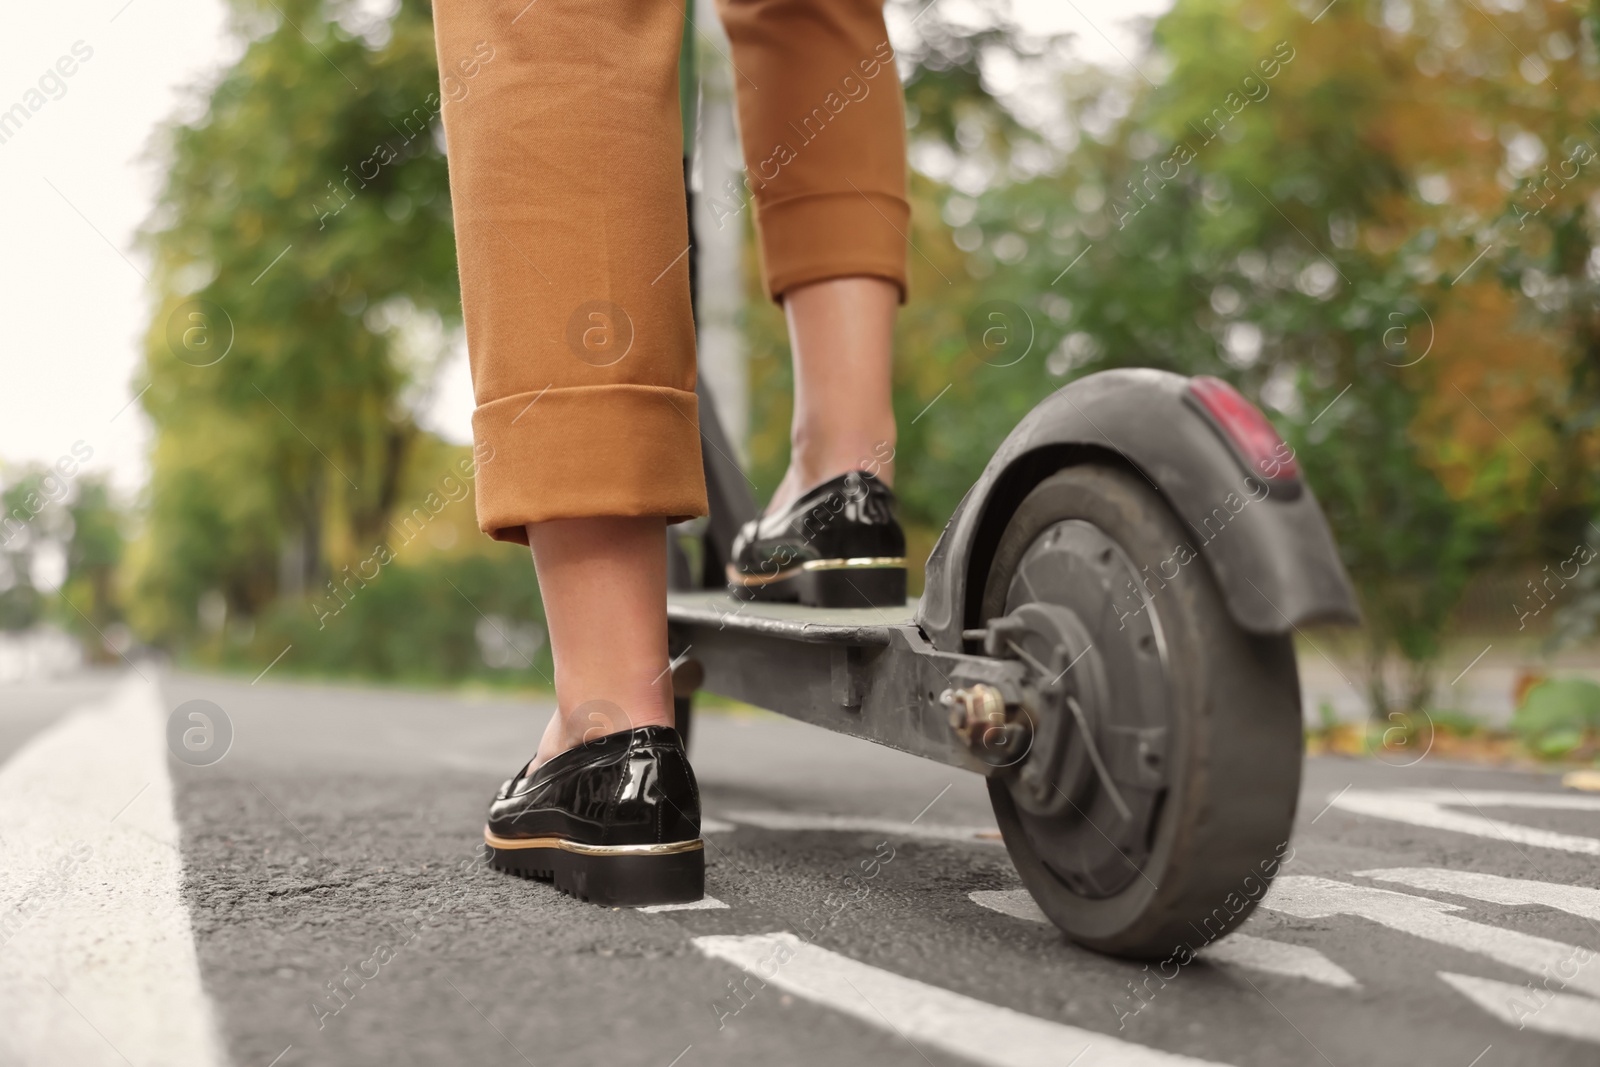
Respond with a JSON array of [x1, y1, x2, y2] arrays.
[[0, 0, 1173, 498]]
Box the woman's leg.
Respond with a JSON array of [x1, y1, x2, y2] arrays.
[[433, 2, 707, 761], [524, 516, 673, 768], [715, 0, 909, 508], [769, 275, 898, 512]]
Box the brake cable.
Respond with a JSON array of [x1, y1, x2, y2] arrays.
[[1005, 638, 1133, 822]]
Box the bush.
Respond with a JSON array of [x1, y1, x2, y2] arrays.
[[219, 553, 550, 688], [1512, 678, 1600, 759]]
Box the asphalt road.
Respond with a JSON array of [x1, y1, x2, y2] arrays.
[[2, 670, 1599, 1067]]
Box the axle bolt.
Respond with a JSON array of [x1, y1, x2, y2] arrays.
[[942, 684, 1008, 749]]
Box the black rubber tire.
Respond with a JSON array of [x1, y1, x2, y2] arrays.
[[982, 464, 1303, 959]]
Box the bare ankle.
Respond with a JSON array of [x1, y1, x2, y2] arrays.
[[532, 695, 672, 768], [771, 437, 896, 512]]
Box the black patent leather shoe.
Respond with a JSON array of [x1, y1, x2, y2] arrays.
[[727, 470, 906, 608], [485, 725, 704, 907]]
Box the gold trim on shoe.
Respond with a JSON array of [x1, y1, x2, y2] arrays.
[[484, 827, 705, 856], [725, 556, 906, 586], [800, 556, 906, 571]]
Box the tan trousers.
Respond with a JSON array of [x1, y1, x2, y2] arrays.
[[432, 0, 910, 544]]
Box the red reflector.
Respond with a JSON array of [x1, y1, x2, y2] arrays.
[[1187, 376, 1299, 481]]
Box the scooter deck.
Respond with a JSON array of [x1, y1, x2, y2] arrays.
[[666, 590, 1010, 771], [665, 591, 917, 646]]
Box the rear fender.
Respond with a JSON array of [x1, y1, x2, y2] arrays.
[[914, 368, 1361, 650]]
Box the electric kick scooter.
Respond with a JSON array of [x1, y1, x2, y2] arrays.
[[668, 27, 1360, 962]]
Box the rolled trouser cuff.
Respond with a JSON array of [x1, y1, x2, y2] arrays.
[[471, 384, 709, 543], [757, 190, 910, 304]]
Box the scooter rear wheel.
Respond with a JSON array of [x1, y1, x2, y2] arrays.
[[981, 464, 1302, 959]]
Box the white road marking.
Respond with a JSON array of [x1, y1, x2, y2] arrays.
[[1439, 971, 1600, 1044], [700, 817, 737, 834], [1264, 876, 1600, 998], [968, 891, 1358, 988], [1359, 867, 1600, 921], [1202, 934, 1361, 989], [719, 809, 1003, 845], [692, 931, 1238, 1067], [1325, 789, 1600, 854], [0, 676, 225, 1066], [1351, 789, 1600, 811], [638, 895, 730, 914], [970, 889, 1049, 922]]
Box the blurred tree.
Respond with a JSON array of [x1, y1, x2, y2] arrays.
[[60, 477, 126, 660], [127, 0, 1600, 705], [246, 551, 550, 685], [1139, 0, 1599, 708], [0, 470, 55, 632], [133, 0, 460, 643], [805, 0, 1600, 713], [0, 466, 124, 662]]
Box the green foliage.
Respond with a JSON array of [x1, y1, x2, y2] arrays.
[[1513, 677, 1600, 758], [134, 0, 460, 643], [59, 477, 126, 658], [1425, 708, 1486, 739], [0, 463, 125, 659], [110, 0, 1600, 708], [804, 0, 1594, 713], [895, 3, 1056, 171], [1293, 375, 1489, 710], [0, 469, 58, 632], [234, 551, 550, 686]]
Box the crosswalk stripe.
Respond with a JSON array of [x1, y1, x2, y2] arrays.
[[0, 676, 225, 1066], [1358, 867, 1600, 921], [692, 931, 1238, 1067], [1325, 789, 1600, 854], [970, 888, 1050, 922], [968, 891, 1358, 988], [1438, 971, 1600, 1044], [1202, 934, 1360, 989], [1397, 790, 1600, 811], [1264, 876, 1600, 998], [638, 895, 730, 914]]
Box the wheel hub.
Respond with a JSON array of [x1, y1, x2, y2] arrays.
[[985, 520, 1173, 899]]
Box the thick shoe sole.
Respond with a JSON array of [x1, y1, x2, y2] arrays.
[[729, 559, 906, 609], [484, 828, 705, 907]]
